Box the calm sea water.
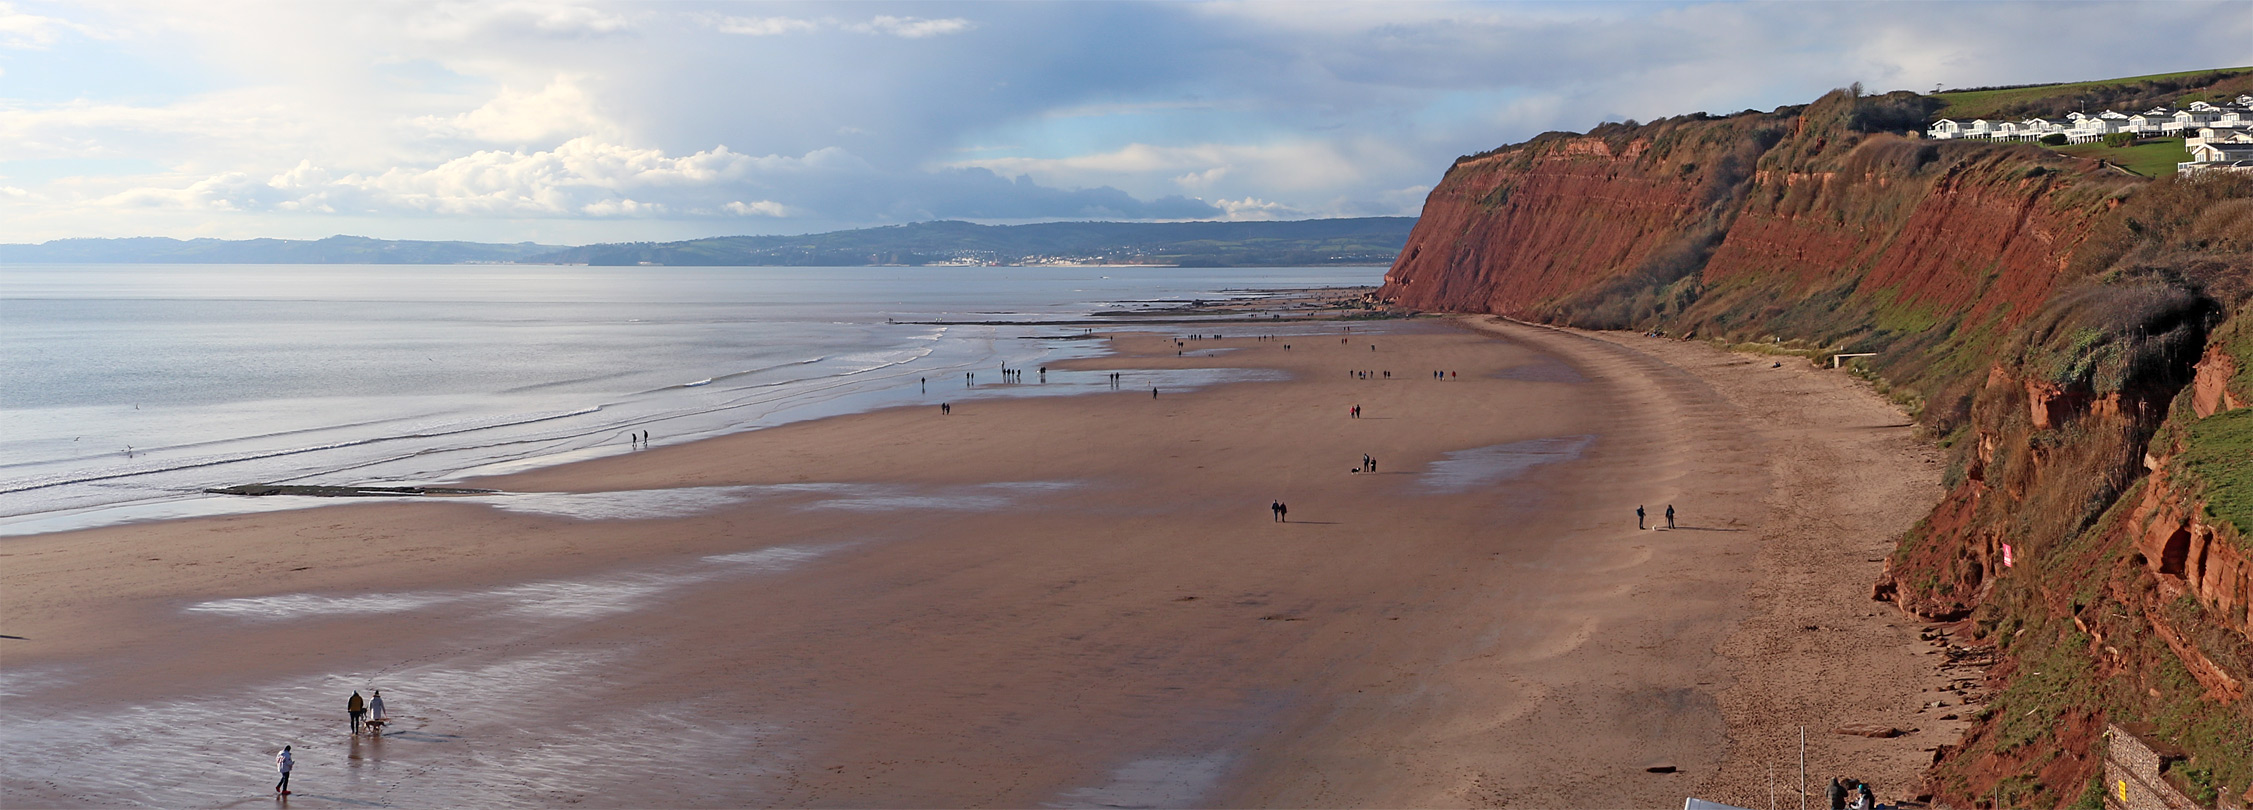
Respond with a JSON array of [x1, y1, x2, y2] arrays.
[[0, 264, 1378, 534]]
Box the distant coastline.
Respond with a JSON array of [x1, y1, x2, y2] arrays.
[[0, 217, 1416, 268]]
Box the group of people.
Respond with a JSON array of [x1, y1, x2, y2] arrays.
[[346, 690, 386, 735], [1634, 504, 1676, 530], [1828, 776, 1877, 810], [1269, 501, 1290, 522], [275, 690, 391, 795]]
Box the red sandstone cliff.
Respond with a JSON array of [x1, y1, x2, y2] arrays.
[[1382, 86, 2253, 806]]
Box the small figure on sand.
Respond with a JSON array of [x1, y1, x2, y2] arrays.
[[1665, 504, 1675, 529], [1271, 501, 1283, 521], [275, 745, 293, 794], [1636, 505, 1646, 530], [940, 402, 950, 415], [1277, 502, 1288, 522], [369, 690, 386, 730], [1152, 387, 1159, 399], [347, 690, 366, 734]]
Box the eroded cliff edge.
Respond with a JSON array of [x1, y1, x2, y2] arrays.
[[1381, 86, 2253, 807]]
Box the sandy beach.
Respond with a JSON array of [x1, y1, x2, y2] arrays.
[[1, 315, 1948, 808]]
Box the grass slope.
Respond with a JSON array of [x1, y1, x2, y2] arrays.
[[1931, 66, 2253, 121], [2046, 138, 2192, 178]]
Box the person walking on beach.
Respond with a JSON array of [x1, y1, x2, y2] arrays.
[[369, 690, 386, 728], [1278, 502, 1288, 522], [1152, 387, 1159, 399], [1636, 505, 1646, 530], [1271, 501, 1283, 522], [275, 745, 293, 794], [347, 691, 366, 734], [1665, 504, 1675, 529]]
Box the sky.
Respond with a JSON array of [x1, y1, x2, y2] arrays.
[[2, 1, 2248, 246]]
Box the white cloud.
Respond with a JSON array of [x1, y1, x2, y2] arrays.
[[1213, 197, 1298, 220], [7, 0, 2250, 243], [704, 13, 974, 39], [1173, 167, 1229, 190], [954, 139, 1405, 195], [851, 16, 973, 39], [579, 197, 663, 216], [724, 200, 791, 217], [403, 1, 631, 40], [418, 76, 616, 145], [0, 2, 98, 49], [708, 15, 819, 37]]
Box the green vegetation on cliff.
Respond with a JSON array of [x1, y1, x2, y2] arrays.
[[2177, 408, 2253, 540], [2045, 137, 2192, 178]]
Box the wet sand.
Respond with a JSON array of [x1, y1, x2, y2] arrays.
[[0, 316, 1944, 808]]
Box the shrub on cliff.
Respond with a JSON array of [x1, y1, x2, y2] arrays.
[[1847, 90, 1943, 134], [2016, 282, 2215, 395], [2072, 172, 2253, 304]]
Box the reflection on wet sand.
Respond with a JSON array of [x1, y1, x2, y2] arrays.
[[1416, 435, 1593, 495], [0, 649, 784, 808]]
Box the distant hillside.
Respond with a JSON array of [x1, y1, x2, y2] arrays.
[[1, 218, 1417, 267], [528, 218, 1417, 267], [0, 235, 562, 264]]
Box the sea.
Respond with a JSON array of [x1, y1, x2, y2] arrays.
[[0, 263, 1379, 536]]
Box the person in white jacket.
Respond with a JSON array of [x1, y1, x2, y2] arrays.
[[368, 691, 386, 724], [274, 745, 293, 794]]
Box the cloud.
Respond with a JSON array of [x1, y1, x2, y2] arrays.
[[403, 1, 631, 40], [61, 138, 1214, 226], [724, 200, 791, 217], [707, 15, 818, 37], [0, 2, 98, 48], [850, 16, 973, 39], [417, 76, 616, 145], [1213, 197, 1299, 220], [7, 0, 2252, 243], [702, 13, 975, 39], [952, 139, 1410, 196]]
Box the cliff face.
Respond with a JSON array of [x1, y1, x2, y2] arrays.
[[1383, 115, 1784, 319], [1383, 87, 2253, 807]]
